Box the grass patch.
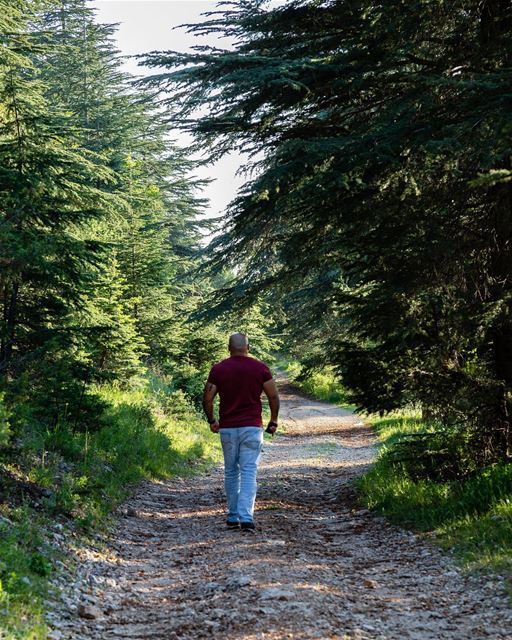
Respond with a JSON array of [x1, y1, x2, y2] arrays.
[[0, 507, 50, 640], [0, 378, 221, 639], [280, 361, 355, 409], [359, 412, 512, 576]]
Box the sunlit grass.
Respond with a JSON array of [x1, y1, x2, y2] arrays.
[[0, 506, 50, 640], [359, 412, 512, 576], [0, 378, 222, 639], [279, 360, 355, 409]]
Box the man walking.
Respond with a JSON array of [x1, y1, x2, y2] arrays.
[[203, 333, 280, 530]]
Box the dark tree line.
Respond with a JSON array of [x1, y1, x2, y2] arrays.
[[144, 0, 512, 474]]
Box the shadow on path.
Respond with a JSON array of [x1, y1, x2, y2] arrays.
[[51, 380, 512, 640]]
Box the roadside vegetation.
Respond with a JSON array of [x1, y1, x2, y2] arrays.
[[361, 413, 512, 576], [0, 380, 222, 639], [289, 366, 512, 578], [282, 362, 350, 406]]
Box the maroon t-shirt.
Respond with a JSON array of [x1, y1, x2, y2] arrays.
[[207, 355, 273, 428]]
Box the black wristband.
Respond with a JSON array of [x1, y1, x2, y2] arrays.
[[208, 418, 217, 424], [268, 420, 278, 426]]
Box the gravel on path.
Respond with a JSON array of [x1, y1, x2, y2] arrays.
[[46, 382, 512, 640]]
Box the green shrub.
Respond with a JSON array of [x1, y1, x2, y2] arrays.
[[385, 427, 480, 481], [170, 364, 208, 408], [0, 393, 11, 448]]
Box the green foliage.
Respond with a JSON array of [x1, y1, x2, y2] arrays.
[[0, 0, 119, 425], [0, 507, 50, 640], [0, 0, 227, 425], [84, 252, 146, 381], [0, 393, 10, 448], [359, 414, 512, 573], [145, 0, 512, 470], [283, 361, 350, 406]]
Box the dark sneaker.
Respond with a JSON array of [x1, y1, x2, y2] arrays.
[[240, 522, 256, 531], [226, 520, 240, 529]]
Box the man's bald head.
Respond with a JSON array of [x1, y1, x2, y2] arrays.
[[228, 332, 250, 354]]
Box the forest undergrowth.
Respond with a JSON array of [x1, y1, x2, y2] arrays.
[[0, 376, 222, 640]]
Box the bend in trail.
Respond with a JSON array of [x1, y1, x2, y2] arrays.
[[51, 380, 512, 640]]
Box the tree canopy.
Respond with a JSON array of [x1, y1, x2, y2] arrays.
[[144, 0, 512, 469]]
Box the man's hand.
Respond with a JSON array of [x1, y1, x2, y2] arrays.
[[209, 420, 220, 433], [265, 420, 278, 435], [263, 379, 280, 436]]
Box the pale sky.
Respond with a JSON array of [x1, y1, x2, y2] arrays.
[[90, 0, 267, 228]]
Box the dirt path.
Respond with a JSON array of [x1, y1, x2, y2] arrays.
[[48, 382, 512, 639]]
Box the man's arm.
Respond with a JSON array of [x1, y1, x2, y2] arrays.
[[202, 382, 219, 433], [263, 379, 280, 433]]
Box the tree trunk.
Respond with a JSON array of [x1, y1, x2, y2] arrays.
[[0, 282, 18, 375]]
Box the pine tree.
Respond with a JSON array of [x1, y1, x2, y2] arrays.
[[0, 0, 117, 424], [83, 251, 145, 379], [32, 0, 203, 380]]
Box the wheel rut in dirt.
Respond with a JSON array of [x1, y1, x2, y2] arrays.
[[50, 381, 512, 640]]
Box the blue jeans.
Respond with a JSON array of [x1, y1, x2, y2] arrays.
[[219, 426, 264, 523]]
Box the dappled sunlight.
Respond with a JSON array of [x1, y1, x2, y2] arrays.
[[62, 384, 512, 640], [3, 0, 510, 637], [261, 457, 374, 471]]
